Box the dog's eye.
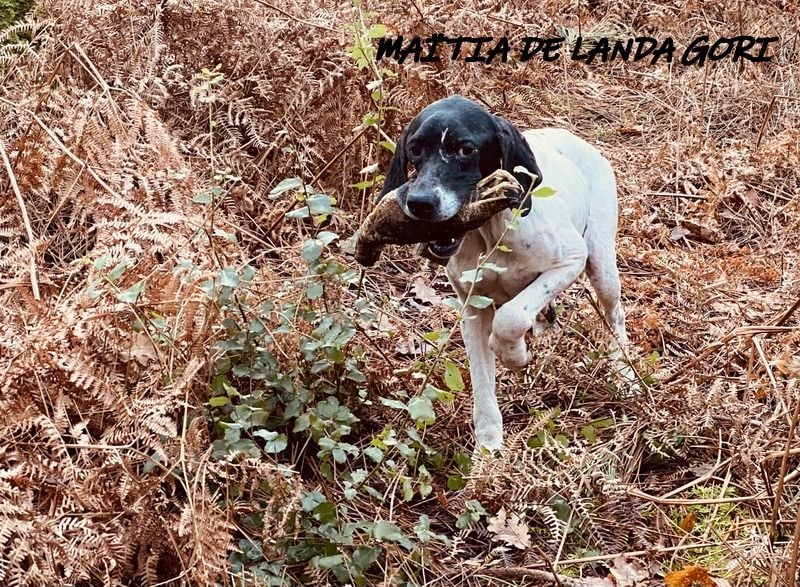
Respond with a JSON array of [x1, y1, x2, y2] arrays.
[[458, 146, 475, 157], [408, 145, 422, 158]]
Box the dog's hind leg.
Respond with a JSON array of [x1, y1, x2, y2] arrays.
[[585, 245, 638, 389], [585, 248, 628, 348]]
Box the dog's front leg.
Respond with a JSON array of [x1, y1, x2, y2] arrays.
[[490, 240, 588, 370], [462, 306, 503, 451]]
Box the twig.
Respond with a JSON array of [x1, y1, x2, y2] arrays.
[[644, 191, 708, 200], [555, 540, 746, 567], [787, 487, 800, 585], [456, 566, 586, 586], [770, 386, 800, 544], [660, 325, 797, 385], [627, 486, 770, 506], [0, 139, 40, 300], [265, 124, 371, 236], [774, 296, 800, 327], [250, 0, 338, 32], [755, 95, 800, 151]]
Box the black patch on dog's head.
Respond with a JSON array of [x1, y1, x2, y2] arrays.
[[379, 95, 542, 220]]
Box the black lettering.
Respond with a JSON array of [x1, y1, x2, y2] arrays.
[[445, 37, 465, 60], [571, 36, 587, 61], [520, 37, 545, 61], [753, 36, 779, 62], [376, 36, 403, 61], [732, 36, 756, 62], [485, 36, 511, 64], [633, 36, 658, 62], [400, 37, 424, 63], [464, 37, 493, 62], [651, 37, 674, 63], [611, 38, 633, 61], [421, 33, 445, 62], [542, 37, 564, 61], [681, 35, 709, 66], [709, 37, 734, 61]]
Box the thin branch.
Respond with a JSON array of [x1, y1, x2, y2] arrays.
[[0, 138, 40, 300]]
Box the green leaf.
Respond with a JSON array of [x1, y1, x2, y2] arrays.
[[373, 520, 412, 549], [364, 446, 384, 462], [593, 417, 615, 430], [581, 424, 597, 443], [208, 396, 230, 407], [443, 360, 464, 392], [379, 397, 407, 411], [219, 267, 239, 287], [459, 268, 483, 284], [467, 295, 493, 309], [93, 252, 110, 270], [192, 190, 213, 204], [533, 186, 556, 198], [307, 193, 334, 215], [285, 207, 310, 219], [307, 280, 324, 300], [350, 179, 375, 190], [314, 554, 344, 570], [497, 244, 512, 253], [367, 23, 387, 38], [317, 231, 339, 245], [116, 280, 145, 303], [107, 261, 127, 282], [447, 475, 466, 491], [443, 297, 463, 311], [268, 177, 304, 198], [352, 546, 380, 572], [301, 239, 323, 262], [407, 396, 435, 426], [253, 430, 288, 453]]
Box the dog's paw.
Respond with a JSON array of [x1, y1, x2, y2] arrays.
[[474, 429, 504, 457], [489, 334, 531, 371], [612, 355, 641, 398]]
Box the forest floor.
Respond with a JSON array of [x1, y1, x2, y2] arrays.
[[1, 1, 799, 585]]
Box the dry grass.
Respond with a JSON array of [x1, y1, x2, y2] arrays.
[[0, 0, 799, 585]]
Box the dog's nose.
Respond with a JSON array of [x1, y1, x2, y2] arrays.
[[405, 192, 437, 220]]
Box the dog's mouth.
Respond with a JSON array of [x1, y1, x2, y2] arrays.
[[428, 236, 464, 258]]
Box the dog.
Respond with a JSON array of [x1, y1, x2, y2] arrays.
[[377, 95, 633, 451]]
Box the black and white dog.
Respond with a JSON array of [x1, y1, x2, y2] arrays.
[[378, 95, 633, 451]]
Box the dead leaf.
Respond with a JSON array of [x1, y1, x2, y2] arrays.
[[679, 512, 697, 533], [664, 565, 715, 587], [411, 277, 442, 306], [740, 187, 761, 206], [618, 125, 643, 135], [608, 556, 649, 586], [670, 224, 690, 241], [487, 507, 531, 550], [130, 332, 158, 366]]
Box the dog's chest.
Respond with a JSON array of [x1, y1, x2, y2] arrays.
[[446, 230, 548, 306]]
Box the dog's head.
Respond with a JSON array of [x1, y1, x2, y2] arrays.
[[378, 95, 543, 258]]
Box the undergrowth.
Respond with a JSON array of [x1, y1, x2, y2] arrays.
[[0, 0, 798, 586]]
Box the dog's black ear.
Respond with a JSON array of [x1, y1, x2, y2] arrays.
[[377, 126, 410, 202], [487, 116, 543, 217]]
